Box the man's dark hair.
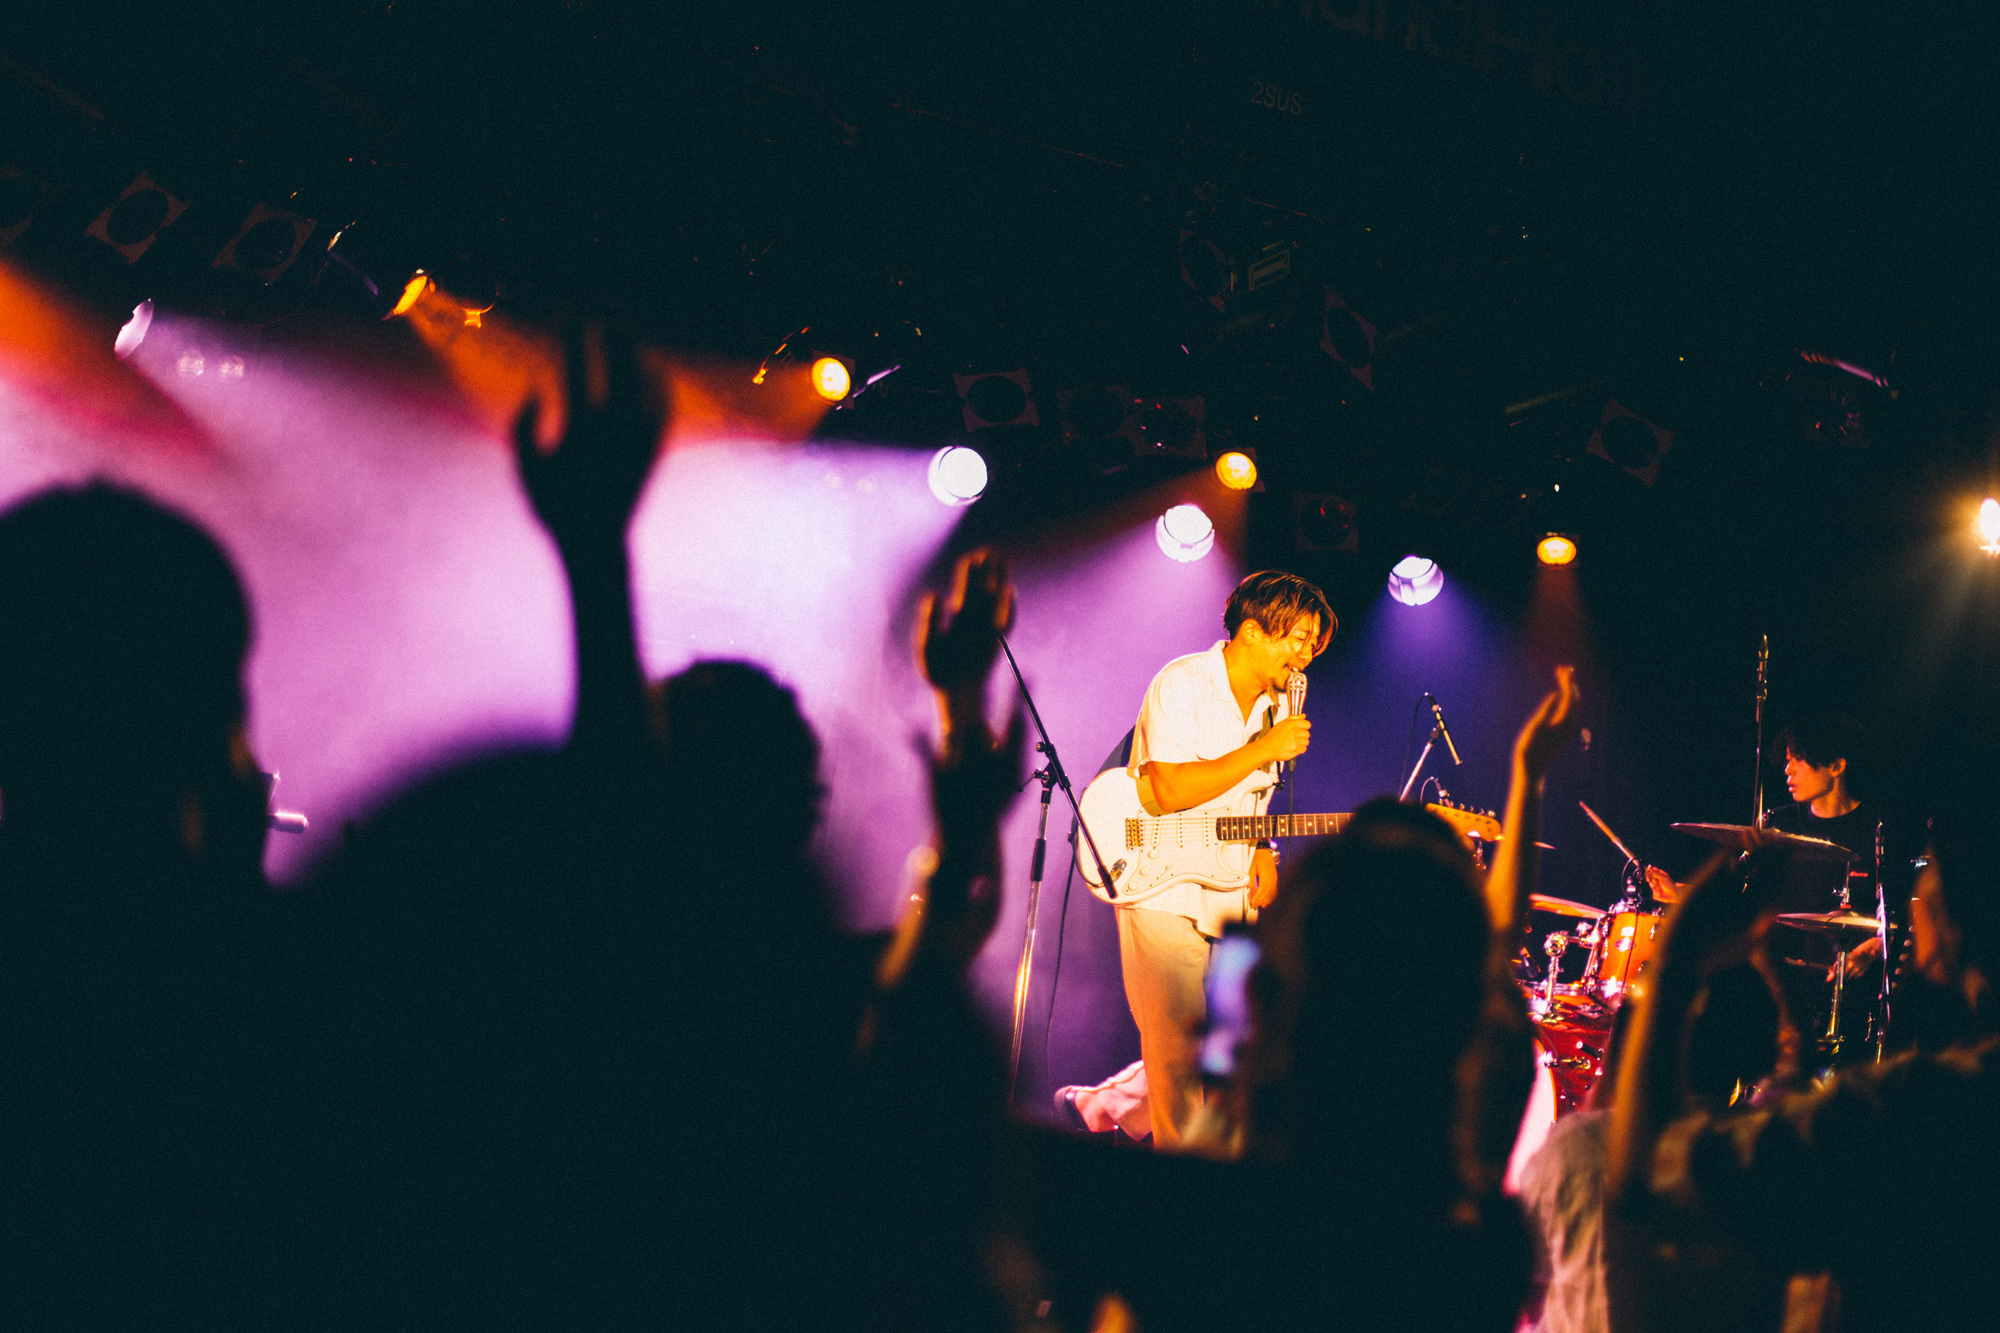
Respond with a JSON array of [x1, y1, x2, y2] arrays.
[[1223, 570, 1335, 653], [1774, 713, 1867, 775]]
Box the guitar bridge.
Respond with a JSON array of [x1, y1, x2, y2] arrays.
[[1125, 818, 1141, 850]]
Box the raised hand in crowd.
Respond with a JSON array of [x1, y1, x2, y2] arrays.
[[883, 548, 1024, 981], [512, 319, 666, 756], [1487, 664, 1580, 934]]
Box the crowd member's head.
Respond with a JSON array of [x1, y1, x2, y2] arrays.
[[1223, 570, 1335, 693], [650, 660, 824, 857], [1775, 713, 1867, 806], [1241, 798, 1485, 1179], [1914, 785, 2000, 1023], [0, 483, 263, 870], [1684, 961, 1784, 1107]]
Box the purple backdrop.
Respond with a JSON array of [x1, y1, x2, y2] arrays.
[[0, 305, 1593, 1125]]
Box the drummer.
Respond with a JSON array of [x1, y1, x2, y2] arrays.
[[1762, 714, 1912, 1052]]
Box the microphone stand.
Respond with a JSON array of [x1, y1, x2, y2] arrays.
[[994, 633, 1121, 1109], [1398, 695, 1455, 802], [1752, 634, 1769, 827], [1398, 725, 1443, 803]]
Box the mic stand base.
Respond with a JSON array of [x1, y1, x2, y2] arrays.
[[1006, 762, 1056, 1107]]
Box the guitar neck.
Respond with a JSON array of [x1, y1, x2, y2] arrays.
[[1217, 812, 1352, 842]]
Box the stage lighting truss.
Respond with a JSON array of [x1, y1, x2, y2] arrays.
[[1587, 399, 1674, 487], [0, 163, 54, 248], [1177, 214, 1295, 315], [213, 203, 317, 285], [85, 171, 191, 264], [1057, 386, 1145, 473], [1387, 554, 1444, 606], [1138, 397, 1206, 461], [954, 369, 1038, 430], [1320, 290, 1377, 390], [1156, 503, 1216, 563], [1294, 493, 1359, 553]]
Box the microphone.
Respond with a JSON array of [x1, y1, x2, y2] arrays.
[[1284, 671, 1307, 774], [1427, 695, 1463, 766]]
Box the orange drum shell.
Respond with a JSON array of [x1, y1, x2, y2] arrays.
[[1595, 909, 1663, 1003]]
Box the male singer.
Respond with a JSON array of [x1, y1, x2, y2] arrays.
[[1119, 570, 1334, 1148]]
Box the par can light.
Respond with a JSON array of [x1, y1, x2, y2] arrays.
[[811, 356, 852, 402], [1213, 450, 1258, 490], [1387, 555, 1443, 606], [1156, 503, 1216, 562], [928, 446, 989, 506], [1536, 533, 1578, 566]]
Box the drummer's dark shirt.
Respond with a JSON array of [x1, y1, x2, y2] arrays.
[[1763, 801, 1882, 914]]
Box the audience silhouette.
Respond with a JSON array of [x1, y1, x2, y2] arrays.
[[3, 310, 1984, 1331]]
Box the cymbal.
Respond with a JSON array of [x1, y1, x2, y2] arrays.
[[1528, 894, 1605, 920], [1670, 823, 1858, 863], [1773, 910, 1881, 938]]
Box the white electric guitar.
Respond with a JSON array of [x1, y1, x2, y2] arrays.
[[1075, 767, 1499, 906]]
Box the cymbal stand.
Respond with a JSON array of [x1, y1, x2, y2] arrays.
[[1874, 819, 1889, 1063], [1752, 634, 1769, 827], [1825, 946, 1848, 1062]]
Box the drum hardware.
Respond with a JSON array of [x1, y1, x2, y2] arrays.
[[1772, 911, 1881, 938], [1541, 1043, 1603, 1074], [1670, 823, 1859, 864], [1542, 932, 1570, 1008], [1773, 910, 1876, 1062]]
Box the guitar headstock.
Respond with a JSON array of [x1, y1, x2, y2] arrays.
[[1427, 799, 1502, 843]]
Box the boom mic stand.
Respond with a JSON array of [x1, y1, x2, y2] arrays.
[[994, 633, 1121, 1109], [1398, 695, 1457, 802]]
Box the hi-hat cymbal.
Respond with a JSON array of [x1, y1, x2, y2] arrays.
[[1670, 823, 1858, 863], [1528, 894, 1605, 920], [1773, 910, 1881, 938]]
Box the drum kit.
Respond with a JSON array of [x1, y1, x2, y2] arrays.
[[1517, 804, 1878, 1114]]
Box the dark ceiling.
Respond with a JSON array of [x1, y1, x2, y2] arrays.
[[7, 0, 2000, 814]]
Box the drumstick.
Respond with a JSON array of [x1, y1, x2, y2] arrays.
[[1578, 800, 1642, 866]]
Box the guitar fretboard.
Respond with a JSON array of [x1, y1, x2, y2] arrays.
[[1216, 812, 1352, 842]]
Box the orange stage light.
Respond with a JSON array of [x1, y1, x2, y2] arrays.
[[1537, 533, 1578, 566], [1978, 498, 2000, 555], [1213, 450, 1257, 490], [810, 356, 851, 402], [388, 272, 431, 318]]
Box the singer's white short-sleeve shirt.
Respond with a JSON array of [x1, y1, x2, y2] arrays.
[[1125, 640, 1290, 938]]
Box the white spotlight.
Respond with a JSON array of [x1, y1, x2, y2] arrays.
[[928, 446, 988, 506], [1156, 503, 1216, 562], [1387, 554, 1443, 606], [114, 300, 154, 360]]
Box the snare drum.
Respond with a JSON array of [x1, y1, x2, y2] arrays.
[[1594, 909, 1662, 1004], [1526, 996, 1614, 1116]]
